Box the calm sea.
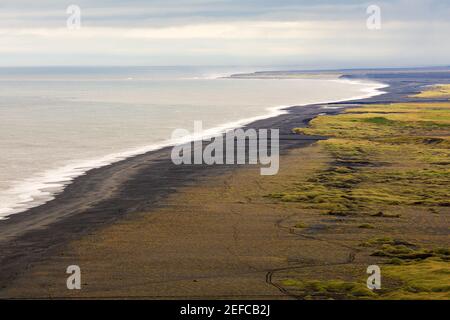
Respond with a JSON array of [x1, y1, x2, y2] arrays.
[[0, 66, 385, 218]]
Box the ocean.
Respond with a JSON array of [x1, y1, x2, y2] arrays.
[[0, 66, 385, 219]]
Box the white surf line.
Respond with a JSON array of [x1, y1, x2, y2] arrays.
[[0, 79, 387, 220]]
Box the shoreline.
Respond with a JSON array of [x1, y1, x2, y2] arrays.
[[0, 78, 385, 220], [0, 68, 448, 295]]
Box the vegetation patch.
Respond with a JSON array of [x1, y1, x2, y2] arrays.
[[272, 101, 450, 217], [412, 84, 450, 99], [359, 237, 415, 248], [382, 259, 450, 299], [361, 237, 449, 262], [282, 279, 375, 299], [294, 222, 308, 228], [362, 117, 396, 125], [282, 257, 450, 300], [275, 85, 450, 300]]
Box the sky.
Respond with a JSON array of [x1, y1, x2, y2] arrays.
[[0, 0, 449, 68]]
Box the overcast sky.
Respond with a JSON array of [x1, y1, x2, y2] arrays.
[[0, 0, 449, 68]]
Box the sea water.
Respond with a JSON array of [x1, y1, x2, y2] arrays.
[[0, 66, 385, 218]]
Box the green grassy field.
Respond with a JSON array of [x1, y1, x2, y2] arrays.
[[272, 85, 450, 299], [413, 84, 450, 99]]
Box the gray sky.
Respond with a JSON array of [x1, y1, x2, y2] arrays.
[[1, 0, 449, 68]]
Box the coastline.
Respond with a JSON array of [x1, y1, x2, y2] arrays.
[[0, 68, 448, 297], [0, 77, 385, 219]]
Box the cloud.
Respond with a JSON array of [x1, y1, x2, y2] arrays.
[[0, 0, 449, 67]]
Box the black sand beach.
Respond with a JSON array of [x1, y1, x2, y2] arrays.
[[1, 68, 449, 297]]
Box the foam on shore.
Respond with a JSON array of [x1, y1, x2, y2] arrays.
[[0, 78, 388, 220]]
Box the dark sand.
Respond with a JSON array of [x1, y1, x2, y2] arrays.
[[1, 69, 449, 298]]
